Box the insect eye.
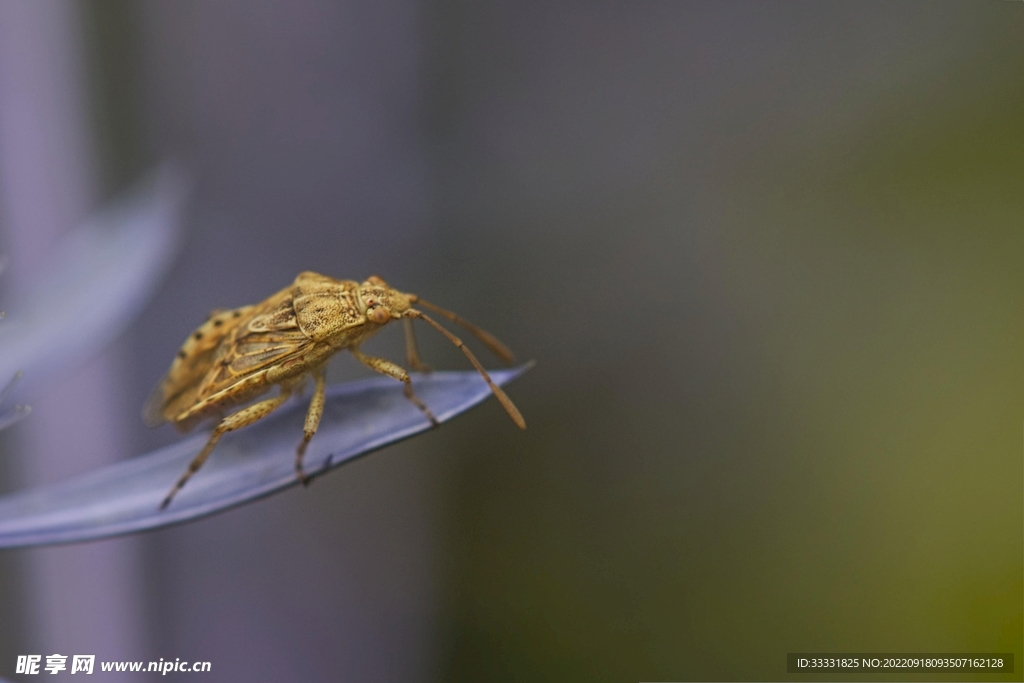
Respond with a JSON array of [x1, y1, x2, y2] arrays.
[[367, 306, 390, 324]]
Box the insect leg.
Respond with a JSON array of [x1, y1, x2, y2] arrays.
[[295, 369, 326, 486], [405, 309, 526, 429], [350, 348, 439, 427], [403, 318, 431, 373], [160, 391, 292, 510]]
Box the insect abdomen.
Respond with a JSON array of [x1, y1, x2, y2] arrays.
[[142, 305, 256, 428]]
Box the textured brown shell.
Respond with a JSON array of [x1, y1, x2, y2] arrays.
[[142, 289, 314, 431], [142, 273, 376, 432]]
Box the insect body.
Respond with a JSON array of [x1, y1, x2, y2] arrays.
[[145, 272, 525, 509]]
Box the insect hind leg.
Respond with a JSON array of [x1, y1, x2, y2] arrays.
[[350, 348, 439, 427], [160, 390, 292, 510]]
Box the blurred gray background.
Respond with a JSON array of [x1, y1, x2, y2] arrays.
[[0, 1, 1021, 681]]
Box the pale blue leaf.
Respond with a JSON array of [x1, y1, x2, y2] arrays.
[[0, 404, 30, 432], [0, 370, 29, 431], [0, 163, 188, 402], [0, 366, 530, 548]]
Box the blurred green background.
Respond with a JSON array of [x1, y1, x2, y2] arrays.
[[0, 2, 1020, 681]]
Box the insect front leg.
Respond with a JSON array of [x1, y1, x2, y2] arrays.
[[403, 318, 431, 373], [295, 369, 326, 486], [160, 390, 292, 510], [350, 348, 439, 427]]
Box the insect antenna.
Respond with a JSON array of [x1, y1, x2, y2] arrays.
[[405, 309, 525, 429], [410, 298, 515, 364]]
